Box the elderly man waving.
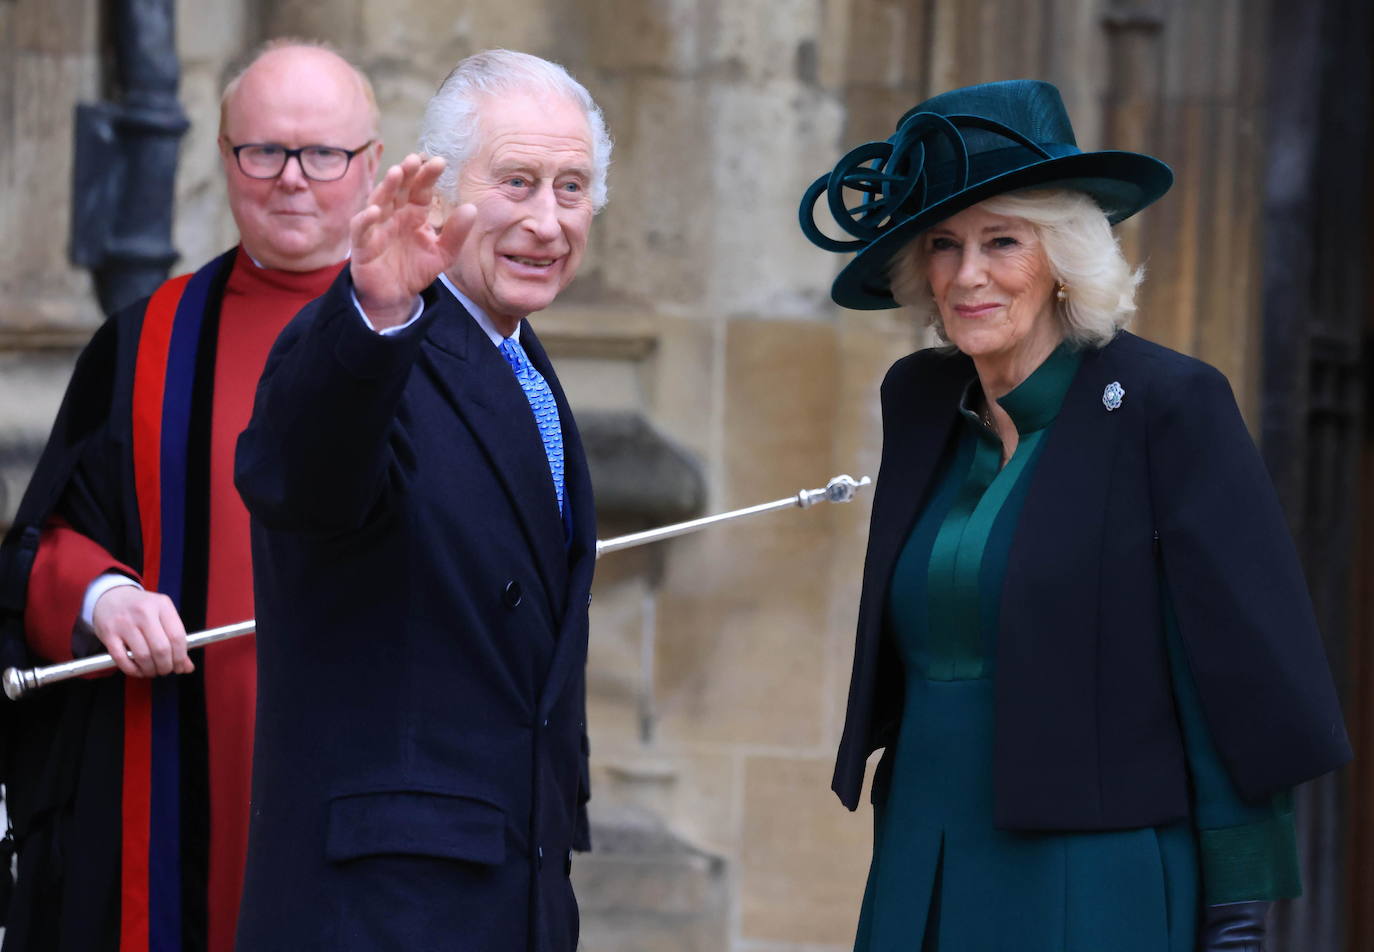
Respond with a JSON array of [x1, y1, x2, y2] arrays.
[[0, 42, 381, 952], [233, 49, 609, 951]]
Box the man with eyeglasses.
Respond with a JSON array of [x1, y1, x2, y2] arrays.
[[0, 40, 379, 952]]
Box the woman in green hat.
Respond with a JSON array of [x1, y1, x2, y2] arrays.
[[802, 80, 1350, 951]]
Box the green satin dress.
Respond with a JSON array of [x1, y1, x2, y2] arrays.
[[853, 344, 1299, 952]]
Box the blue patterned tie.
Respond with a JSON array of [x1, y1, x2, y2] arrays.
[[499, 336, 565, 513]]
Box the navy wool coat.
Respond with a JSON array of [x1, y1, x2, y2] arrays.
[[233, 272, 595, 952], [834, 332, 1351, 829]]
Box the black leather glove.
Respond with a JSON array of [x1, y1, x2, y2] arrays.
[[1199, 901, 1269, 951]]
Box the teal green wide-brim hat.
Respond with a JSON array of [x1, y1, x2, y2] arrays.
[[799, 79, 1173, 310]]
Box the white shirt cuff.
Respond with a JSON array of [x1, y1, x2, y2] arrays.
[[82, 572, 143, 628], [351, 290, 425, 336]]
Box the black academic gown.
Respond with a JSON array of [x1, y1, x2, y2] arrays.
[[0, 251, 238, 951]]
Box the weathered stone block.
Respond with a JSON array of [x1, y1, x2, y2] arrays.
[[259, 0, 366, 50], [644, 314, 719, 468], [845, 0, 930, 89], [575, 801, 730, 952], [703, 82, 846, 317], [0, 349, 79, 524], [739, 755, 871, 946], [173, 66, 237, 269], [11, 0, 97, 53], [175, 0, 248, 64], [358, 0, 556, 82], [1, 52, 101, 332], [588, 749, 740, 861], [572, 0, 702, 75], [713, 0, 829, 86], [593, 77, 715, 309], [722, 318, 839, 507], [586, 568, 656, 749], [652, 520, 835, 749]]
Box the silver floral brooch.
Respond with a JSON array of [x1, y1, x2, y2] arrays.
[[1103, 381, 1125, 411]]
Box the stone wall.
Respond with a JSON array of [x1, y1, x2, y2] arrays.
[[0, 0, 100, 517], [1, 1, 1276, 949]]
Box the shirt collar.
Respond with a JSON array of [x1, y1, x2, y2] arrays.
[[439, 272, 519, 347]]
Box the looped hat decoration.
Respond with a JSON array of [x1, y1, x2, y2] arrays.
[[799, 79, 1174, 310]]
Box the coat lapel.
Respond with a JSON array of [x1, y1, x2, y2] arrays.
[[520, 322, 595, 566], [419, 286, 569, 613], [520, 322, 597, 719], [1002, 342, 1123, 619], [834, 350, 968, 807], [862, 352, 970, 604]]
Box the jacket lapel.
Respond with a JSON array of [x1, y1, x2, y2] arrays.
[[520, 322, 595, 564], [1003, 342, 1122, 609], [862, 352, 971, 605], [520, 323, 597, 719], [419, 286, 569, 613]]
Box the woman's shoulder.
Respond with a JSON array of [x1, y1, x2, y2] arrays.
[[1098, 331, 1238, 412], [1100, 331, 1223, 380], [1099, 331, 1233, 390]]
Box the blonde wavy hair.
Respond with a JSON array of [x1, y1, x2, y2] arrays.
[[888, 188, 1144, 348]]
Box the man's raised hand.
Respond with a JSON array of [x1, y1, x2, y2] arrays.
[[350, 154, 477, 329]]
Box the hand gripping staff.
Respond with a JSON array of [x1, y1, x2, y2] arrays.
[[3, 474, 870, 700]]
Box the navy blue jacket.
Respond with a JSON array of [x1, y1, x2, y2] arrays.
[[234, 271, 595, 952], [834, 332, 1351, 830]]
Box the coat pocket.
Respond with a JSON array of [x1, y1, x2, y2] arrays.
[[325, 790, 507, 865]]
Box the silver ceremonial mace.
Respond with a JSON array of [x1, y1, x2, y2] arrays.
[[3, 474, 871, 701]]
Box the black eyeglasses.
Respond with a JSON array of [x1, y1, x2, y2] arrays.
[[228, 140, 375, 182]]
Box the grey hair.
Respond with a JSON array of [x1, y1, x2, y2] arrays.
[[888, 188, 1144, 348], [418, 49, 613, 211]]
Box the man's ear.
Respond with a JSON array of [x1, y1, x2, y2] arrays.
[[358, 140, 382, 183]]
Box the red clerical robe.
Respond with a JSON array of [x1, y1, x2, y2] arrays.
[[21, 249, 341, 952]]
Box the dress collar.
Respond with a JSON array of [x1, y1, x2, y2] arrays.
[[958, 341, 1082, 436]]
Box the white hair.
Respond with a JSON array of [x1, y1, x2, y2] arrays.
[[418, 49, 612, 211], [889, 188, 1144, 348]]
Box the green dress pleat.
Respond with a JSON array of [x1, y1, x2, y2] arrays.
[[854, 344, 1202, 952]]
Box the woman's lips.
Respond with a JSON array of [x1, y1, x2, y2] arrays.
[[953, 302, 1002, 317]]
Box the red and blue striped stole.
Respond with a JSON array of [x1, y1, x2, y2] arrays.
[[122, 256, 222, 951]]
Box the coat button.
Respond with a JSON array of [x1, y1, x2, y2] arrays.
[[503, 580, 523, 608]]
